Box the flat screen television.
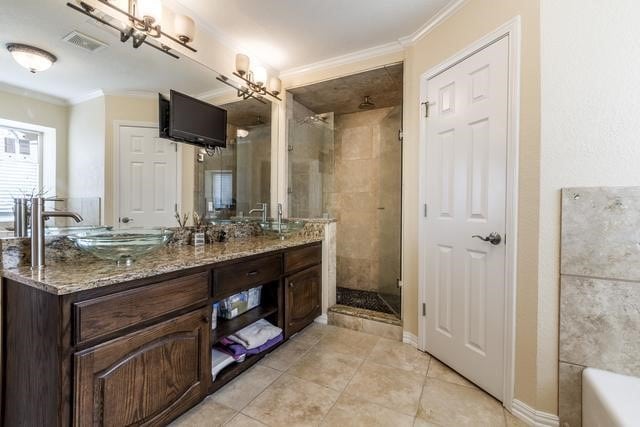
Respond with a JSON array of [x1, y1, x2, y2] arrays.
[[159, 90, 227, 148]]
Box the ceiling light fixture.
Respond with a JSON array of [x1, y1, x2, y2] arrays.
[[6, 43, 57, 73], [216, 53, 282, 103], [237, 129, 249, 138], [66, 0, 197, 59]]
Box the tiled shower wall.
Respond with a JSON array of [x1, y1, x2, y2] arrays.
[[559, 187, 640, 426], [329, 106, 402, 294]]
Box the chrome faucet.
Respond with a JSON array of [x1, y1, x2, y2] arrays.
[[249, 202, 268, 223], [277, 203, 283, 238], [30, 197, 83, 269], [13, 198, 30, 237]]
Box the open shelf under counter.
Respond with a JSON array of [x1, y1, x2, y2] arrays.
[[211, 304, 279, 344], [210, 340, 283, 393]]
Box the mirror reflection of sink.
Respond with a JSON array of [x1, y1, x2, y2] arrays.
[[259, 219, 306, 238], [44, 225, 112, 237], [67, 228, 174, 266]]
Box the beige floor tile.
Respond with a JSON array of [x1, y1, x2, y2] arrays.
[[315, 327, 380, 358], [426, 358, 477, 389], [170, 397, 237, 427], [343, 361, 424, 416], [242, 374, 340, 427], [413, 417, 441, 427], [504, 409, 528, 427], [321, 394, 414, 427], [212, 365, 282, 410], [288, 348, 364, 391], [417, 379, 505, 427], [259, 339, 313, 371], [368, 338, 431, 375], [361, 319, 403, 341], [224, 413, 267, 427], [291, 322, 333, 346]]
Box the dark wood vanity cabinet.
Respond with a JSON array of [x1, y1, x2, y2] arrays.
[[285, 264, 322, 337], [74, 308, 210, 426], [284, 244, 323, 338], [1, 242, 322, 426]]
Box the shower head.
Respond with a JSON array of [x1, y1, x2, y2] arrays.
[[358, 95, 375, 110]]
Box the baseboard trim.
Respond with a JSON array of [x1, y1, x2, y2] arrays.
[[403, 331, 418, 347], [314, 314, 328, 325], [511, 399, 559, 427]]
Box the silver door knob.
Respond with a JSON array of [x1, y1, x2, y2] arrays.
[[121, 217, 133, 224], [472, 232, 502, 245]]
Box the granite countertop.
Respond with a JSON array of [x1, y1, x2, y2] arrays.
[[1, 235, 322, 296]]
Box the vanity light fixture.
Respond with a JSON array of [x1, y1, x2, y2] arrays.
[[237, 128, 249, 138], [215, 53, 282, 102], [6, 43, 57, 73], [66, 0, 197, 59]]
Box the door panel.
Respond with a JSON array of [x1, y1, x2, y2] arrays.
[[74, 308, 210, 426], [284, 265, 321, 337], [424, 36, 509, 400], [119, 126, 178, 228]]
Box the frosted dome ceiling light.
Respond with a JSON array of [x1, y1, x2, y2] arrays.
[[237, 129, 249, 138], [6, 43, 57, 73]]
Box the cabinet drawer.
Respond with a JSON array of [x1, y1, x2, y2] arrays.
[[284, 244, 322, 273], [213, 254, 282, 299], [74, 272, 209, 345]]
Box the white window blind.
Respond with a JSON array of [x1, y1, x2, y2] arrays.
[[0, 125, 42, 221], [206, 170, 233, 209]]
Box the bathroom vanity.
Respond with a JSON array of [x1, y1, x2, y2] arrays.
[[1, 238, 322, 426]]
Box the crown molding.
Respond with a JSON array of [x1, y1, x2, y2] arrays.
[[69, 90, 105, 106], [279, 41, 404, 79], [399, 0, 468, 46], [0, 82, 68, 106]]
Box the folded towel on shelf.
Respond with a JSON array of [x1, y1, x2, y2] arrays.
[[215, 333, 284, 361], [212, 348, 235, 378], [216, 338, 247, 361], [227, 319, 282, 350]]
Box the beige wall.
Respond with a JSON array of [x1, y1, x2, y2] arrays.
[[403, 0, 543, 412], [0, 88, 69, 196]]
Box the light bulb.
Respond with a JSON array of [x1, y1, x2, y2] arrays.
[[268, 77, 282, 95], [174, 14, 195, 43], [137, 0, 162, 23], [253, 65, 267, 87], [235, 54, 250, 76]]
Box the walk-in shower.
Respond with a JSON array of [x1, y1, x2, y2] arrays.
[[287, 64, 403, 320]]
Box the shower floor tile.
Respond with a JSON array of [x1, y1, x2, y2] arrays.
[[336, 287, 400, 317]]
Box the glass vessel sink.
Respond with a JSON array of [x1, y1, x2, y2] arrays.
[[259, 219, 306, 238], [67, 228, 173, 265], [44, 225, 112, 237]]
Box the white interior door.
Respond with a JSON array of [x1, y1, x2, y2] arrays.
[[423, 36, 509, 400], [118, 126, 178, 228]]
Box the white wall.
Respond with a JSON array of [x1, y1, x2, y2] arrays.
[[540, 0, 640, 408]]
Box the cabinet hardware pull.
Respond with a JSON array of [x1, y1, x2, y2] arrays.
[[246, 270, 259, 277], [289, 282, 295, 288], [201, 316, 208, 324]]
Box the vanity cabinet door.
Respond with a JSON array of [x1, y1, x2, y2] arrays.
[[74, 308, 210, 426], [284, 264, 322, 338]]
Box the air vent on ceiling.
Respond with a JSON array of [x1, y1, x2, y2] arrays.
[[62, 31, 108, 53]]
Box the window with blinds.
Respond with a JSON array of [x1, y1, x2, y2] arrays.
[[206, 170, 233, 209], [0, 125, 42, 221]]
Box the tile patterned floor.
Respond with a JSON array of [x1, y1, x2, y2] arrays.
[[171, 323, 528, 427]]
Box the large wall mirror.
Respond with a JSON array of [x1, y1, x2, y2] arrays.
[[0, 0, 275, 237]]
